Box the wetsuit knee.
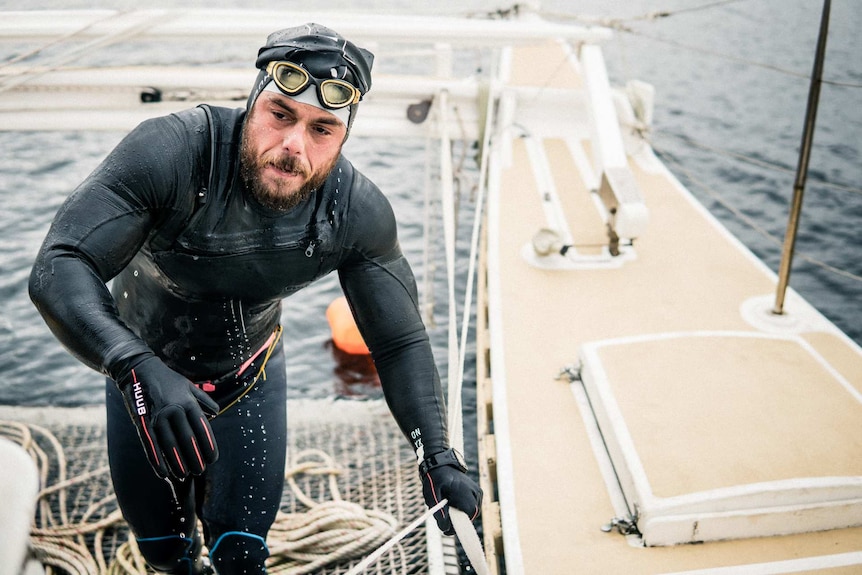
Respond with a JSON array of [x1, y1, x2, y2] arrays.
[[136, 532, 206, 575], [209, 531, 269, 575]]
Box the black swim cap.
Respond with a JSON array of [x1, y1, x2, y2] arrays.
[[247, 23, 374, 135]]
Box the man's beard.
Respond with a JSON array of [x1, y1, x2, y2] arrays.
[[239, 131, 337, 213]]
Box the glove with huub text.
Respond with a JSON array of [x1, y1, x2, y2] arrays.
[[419, 448, 483, 535], [117, 356, 219, 479]]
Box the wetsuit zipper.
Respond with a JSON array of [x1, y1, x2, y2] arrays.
[[303, 239, 319, 257]]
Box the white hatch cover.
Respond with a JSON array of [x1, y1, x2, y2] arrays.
[[577, 331, 862, 546]]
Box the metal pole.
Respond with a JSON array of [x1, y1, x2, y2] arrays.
[[773, 0, 831, 315]]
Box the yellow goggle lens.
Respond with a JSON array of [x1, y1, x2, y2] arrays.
[[266, 61, 360, 109]]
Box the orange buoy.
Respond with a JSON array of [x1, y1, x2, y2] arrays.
[[326, 296, 370, 355]]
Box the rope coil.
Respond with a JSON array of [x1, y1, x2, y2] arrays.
[[266, 449, 399, 575], [0, 423, 402, 575]]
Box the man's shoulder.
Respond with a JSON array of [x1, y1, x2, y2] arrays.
[[140, 105, 244, 136], [136, 105, 245, 176], [336, 156, 383, 202], [195, 104, 246, 125], [155, 105, 244, 136], [334, 156, 399, 256]]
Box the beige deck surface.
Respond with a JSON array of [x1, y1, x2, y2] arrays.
[[479, 41, 862, 574], [597, 334, 862, 498], [546, 139, 607, 254]]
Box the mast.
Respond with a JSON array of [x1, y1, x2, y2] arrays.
[[773, 0, 831, 315]]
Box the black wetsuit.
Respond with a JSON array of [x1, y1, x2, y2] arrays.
[[29, 105, 448, 573]]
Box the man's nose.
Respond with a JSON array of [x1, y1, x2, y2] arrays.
[[281, 125, 305, 154]]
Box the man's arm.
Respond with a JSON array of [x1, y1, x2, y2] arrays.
[[31, 135, 159, 377], [29, 113, 198, 379], [336, 180, 447, 460], [29, 110, 219, 479], [336, 176, 481, 532]]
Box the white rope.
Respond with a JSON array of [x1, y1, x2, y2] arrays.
[[450, 62, 498, 575], [262, 449, 400, 575], [344, 500, 447, 575], [455, 48, 497, 430], [451, 509, 490, 575], [436, 89, 466, 457], [0, 420, 119, 574]]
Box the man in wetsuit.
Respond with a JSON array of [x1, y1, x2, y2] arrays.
[[29, 24, 481, 574]]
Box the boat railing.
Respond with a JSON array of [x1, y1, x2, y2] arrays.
[[0, 9, 611, 137], [580, 44, 649, 250], [0, 9, 612, 46]]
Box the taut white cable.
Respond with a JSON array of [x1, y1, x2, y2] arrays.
[[344, 500, 447, 575]]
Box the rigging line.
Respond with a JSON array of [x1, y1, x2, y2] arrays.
[[822, 78, 862, 89], [535, 5, 857, 88], [537, 0, 752, 26], [0, 10, 178, 94], [343, 500, 447, 575], [436, 90, 465, 455], [636, 0, 753, 19], [454, 54, 498, 445], [511, 47, 574, 106], [0, 10, 127, 71], [619, 27, 810, 80], [618, 27, 860, 89], [656, 145, 862, 284], [650, 129, 862, 196]]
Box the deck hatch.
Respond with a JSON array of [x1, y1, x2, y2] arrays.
[[577, 331, 862, 546]]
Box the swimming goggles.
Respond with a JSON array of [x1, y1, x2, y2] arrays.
[[265, 60, 361, 110]]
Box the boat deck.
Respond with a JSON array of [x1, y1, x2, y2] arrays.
[[477, 40, 862, 574]]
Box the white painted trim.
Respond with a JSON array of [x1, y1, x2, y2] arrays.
[[565, 136, 600, 193], [0, 9, 614, 45], [484, 123, 525, 575], [569, 383, 644, 548], [657, 551, 862, 575], [580, 44, 628, 174], [523, 135, 575, 246]]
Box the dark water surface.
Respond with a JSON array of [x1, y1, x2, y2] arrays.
[[1, 1, 859, 412]]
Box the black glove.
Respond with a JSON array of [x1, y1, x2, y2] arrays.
[[118, 356, 220, 479], [419, 448, 483, 535]]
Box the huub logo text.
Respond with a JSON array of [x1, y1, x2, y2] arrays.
[[133, 382, 147, 416]]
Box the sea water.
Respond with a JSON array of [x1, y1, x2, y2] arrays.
[[0, 0, 859, 414]]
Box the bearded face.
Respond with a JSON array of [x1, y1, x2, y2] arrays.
[[239, 129, 337, 212], [238, 96, 344, 213]]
